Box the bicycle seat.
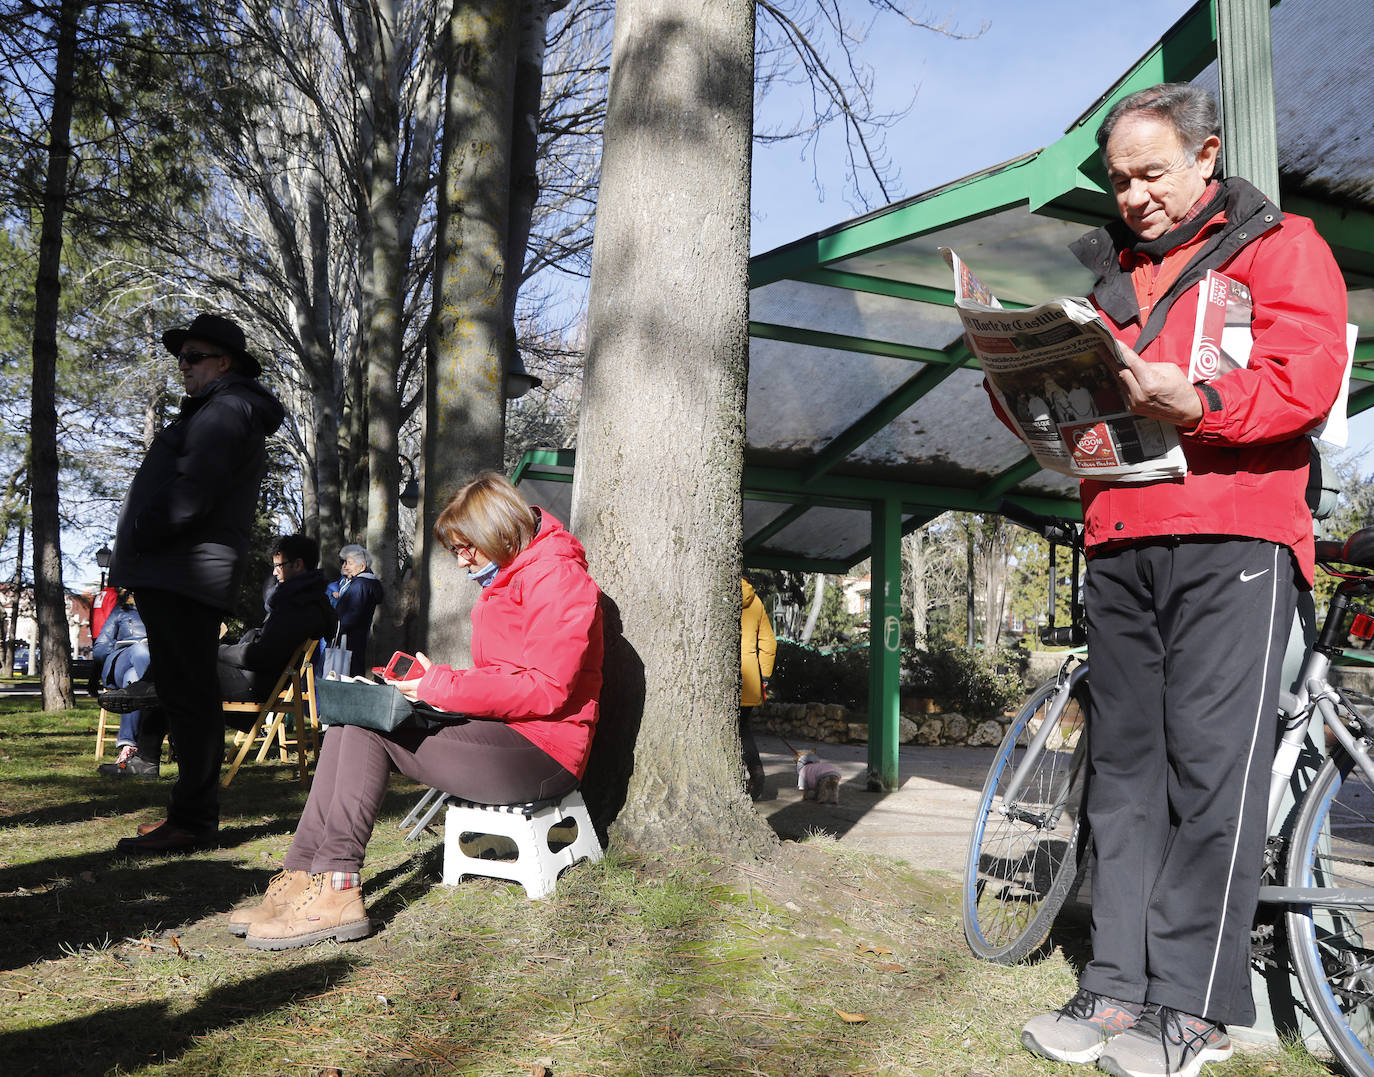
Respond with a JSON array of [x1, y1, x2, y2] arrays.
[[1340, 527, 1374, 569]]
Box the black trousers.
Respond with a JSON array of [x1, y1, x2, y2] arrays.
[[133, 588, 225, 834], [1078, 538, 1296, 1027]]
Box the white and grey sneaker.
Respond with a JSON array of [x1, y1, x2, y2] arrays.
[[1021, 988, 1145, 1063], [1096, 1005, 1232, 1077]]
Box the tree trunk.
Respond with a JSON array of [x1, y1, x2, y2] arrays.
[[362, 0, 403, 665], [903, 531, 928, 642], [417, 1, 518, 661], [965, 526, 976, 648], [800, 573, 825, 645], [29, 0, 82, 709], [6, 522, 24, 675], [570, 0, 772, 856]]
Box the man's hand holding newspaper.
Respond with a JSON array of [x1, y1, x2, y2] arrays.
[[1115, 345, 1204, 428], [942, 247, 1188, 482]]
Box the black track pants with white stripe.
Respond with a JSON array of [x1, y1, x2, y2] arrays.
[[1078, 537, 1296, 1027]]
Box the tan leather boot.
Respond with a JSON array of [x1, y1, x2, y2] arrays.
[[243, 873, 372, 950], [227, 869, 311, 937]]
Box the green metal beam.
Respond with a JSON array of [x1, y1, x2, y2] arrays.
[[794, 268, 960, 307], [802, 359, 965, 484], [744, 553, 853, 574], [748, 321, 973, 367], [868, 498, 903, 791], [749, 171, 1034, 288], [979, 456, 1050, 504], [744, 464, 1080, 518], [743, 502, 810, 554], [792, 267, 1030, 311]]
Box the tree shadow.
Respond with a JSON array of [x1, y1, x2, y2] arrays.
[[0, 957, 357, 1076], [581, 593, 643, 843]]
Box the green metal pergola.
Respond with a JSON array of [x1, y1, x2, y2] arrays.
[[516, 0, 1374, 790]]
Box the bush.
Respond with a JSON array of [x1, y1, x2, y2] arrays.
[[903, 639, 1028, 719], [767, 640, 868, 709]]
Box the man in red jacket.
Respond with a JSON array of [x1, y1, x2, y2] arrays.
[[1015, 84, 1348, 1077]]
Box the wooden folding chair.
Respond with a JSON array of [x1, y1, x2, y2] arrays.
[[221, 639, 320, 788], [94, 707, 114, 759]]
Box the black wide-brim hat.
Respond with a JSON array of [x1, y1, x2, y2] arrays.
[[162, 313, 260, 377]]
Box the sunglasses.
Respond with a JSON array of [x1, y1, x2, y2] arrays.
[[178, 349, 226, 364]]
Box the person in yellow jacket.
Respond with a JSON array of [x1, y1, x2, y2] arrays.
[[740, 576, 777, 800]]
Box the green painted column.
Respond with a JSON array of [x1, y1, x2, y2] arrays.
[[867, 498, 903, 791], [1216, 0, 1281, 205]]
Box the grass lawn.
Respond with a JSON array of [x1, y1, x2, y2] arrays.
[[0, 695, 1339, 1076]]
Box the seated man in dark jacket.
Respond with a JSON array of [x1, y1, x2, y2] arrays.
[[104, 535, 337, 764], [218, 534, 337, 706]]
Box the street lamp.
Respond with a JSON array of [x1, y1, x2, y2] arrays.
[[504, 351, 542, 400], [96, 544, 112, 590]]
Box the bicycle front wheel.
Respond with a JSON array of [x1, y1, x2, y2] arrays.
[[1286, 749, 1374, 1077], [962, 670, 1090, 964]]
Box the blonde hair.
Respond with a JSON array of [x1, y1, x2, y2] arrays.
[[434, 471, 537, 567]]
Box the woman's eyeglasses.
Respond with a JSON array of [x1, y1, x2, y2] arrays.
[[447, 541, 477, 560]]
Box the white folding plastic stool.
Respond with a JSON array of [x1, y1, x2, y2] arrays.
[[440, 789, 603, 899]]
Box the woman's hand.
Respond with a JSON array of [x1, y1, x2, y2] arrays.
[[390, 651, 431, 702]]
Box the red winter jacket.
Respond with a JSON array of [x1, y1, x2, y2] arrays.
[[415, 510, 603, 778], [1064, 178, 1349, 585]]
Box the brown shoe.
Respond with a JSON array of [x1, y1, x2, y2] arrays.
[[227, 870, 311, 937], [243, 874, 372, 950], [115, 821, 216, 855], [136, 819, 166, 837]]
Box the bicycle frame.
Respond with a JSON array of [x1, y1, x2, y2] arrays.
[[998, 656, 1087, 813], [1260, 578, 1374, 908]]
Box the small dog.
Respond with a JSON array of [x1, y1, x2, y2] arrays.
[[795, 749, 841, 805]]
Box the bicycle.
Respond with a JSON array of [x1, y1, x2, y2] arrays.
[[961, 503, 1374, 1077]]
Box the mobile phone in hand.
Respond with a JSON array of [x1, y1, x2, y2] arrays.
[[373, 651, 421, 681]]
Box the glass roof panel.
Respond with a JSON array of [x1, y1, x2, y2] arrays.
[[745, 337, 929, 451], [827, 208, 1099, 306], [750, 278, 965, 350], [751, 505, 875, 562]]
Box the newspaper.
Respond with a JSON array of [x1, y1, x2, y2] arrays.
[[944, 248, 1186, 482], [1188, 268, 1356, 448]]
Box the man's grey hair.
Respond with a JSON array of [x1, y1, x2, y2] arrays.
[[339, 544, 373, 570], [1096, 82, 1221, 160]]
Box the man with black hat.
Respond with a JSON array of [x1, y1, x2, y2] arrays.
[[107, 313, 286, 854]]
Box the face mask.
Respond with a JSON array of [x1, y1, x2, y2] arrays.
[[469, 561, 499, 588]]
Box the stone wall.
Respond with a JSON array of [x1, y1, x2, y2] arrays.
[[754, 651, 1374, 751], [753, 699, 1011, 749]]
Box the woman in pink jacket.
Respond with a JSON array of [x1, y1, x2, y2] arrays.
[[238, 472, 603, 951]]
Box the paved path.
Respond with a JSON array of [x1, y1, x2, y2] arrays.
[[752, 732, 993, 882]]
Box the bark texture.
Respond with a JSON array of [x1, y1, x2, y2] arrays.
[[572, 0, 774, 856], [417, 1, 518, 662]]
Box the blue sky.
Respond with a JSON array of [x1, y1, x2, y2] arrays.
[[748, 0, 1372, 464], [750, 0, 1198, 253]]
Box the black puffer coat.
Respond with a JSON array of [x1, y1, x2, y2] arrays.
[[220, 569, 337, 675], [110, 374, 286, 612]]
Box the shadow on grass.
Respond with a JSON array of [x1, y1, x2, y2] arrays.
[[759, 779, 892, 843], [0, 854, 294, 970], [0, 956, 357, 1077]]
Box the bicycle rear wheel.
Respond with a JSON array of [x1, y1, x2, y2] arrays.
[[963, 669, 1090, 964], [1286, 749, 1374, 1077]]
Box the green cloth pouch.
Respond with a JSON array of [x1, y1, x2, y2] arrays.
[[316, 678, 418, 732]]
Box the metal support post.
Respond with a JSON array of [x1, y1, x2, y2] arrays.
[[1216, 0, 1281, 205], [867, 498, 903, 791]]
